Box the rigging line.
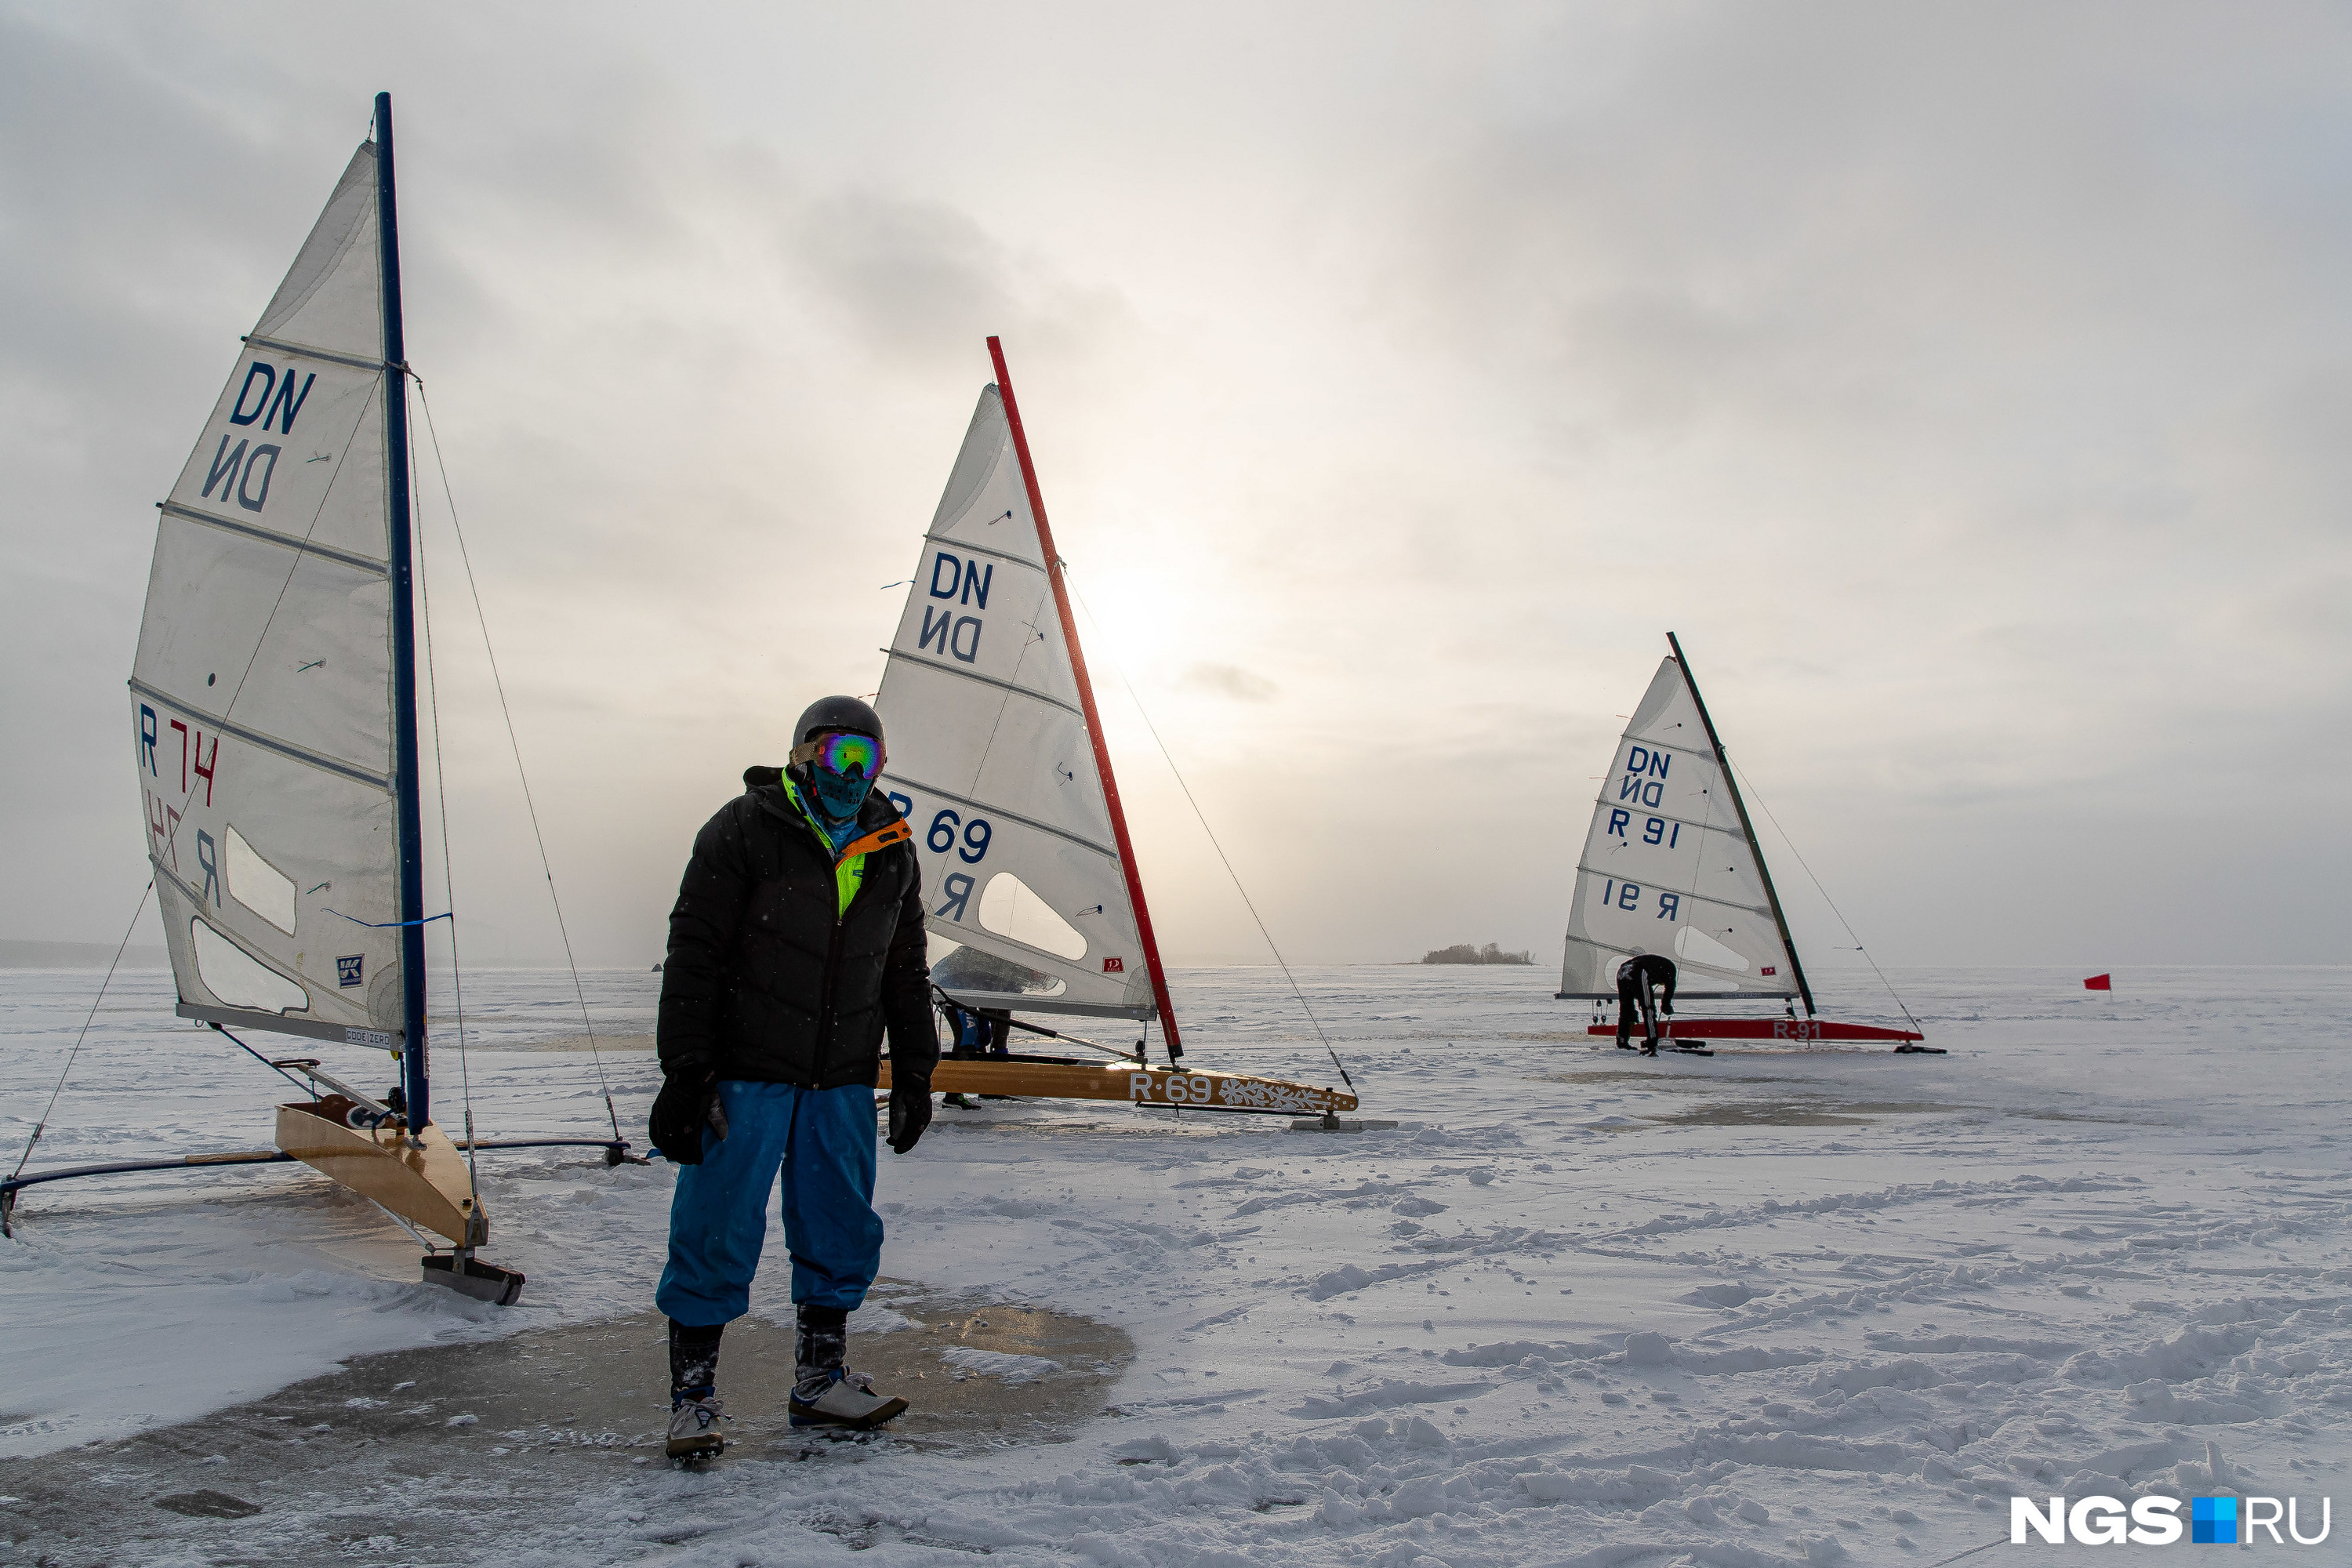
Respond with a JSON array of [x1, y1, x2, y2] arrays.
[[928, 985, 1137, 1062], [953, 588, 1051, 804], [8, 880, 156, 1183], [1062, 574, 1355, 1094], [366, 1193, 440, 1254], [321, 909, 452, 928], [213, 1024, 318, 1095], [412, 383, 621, 1144], [411, 398, 480, 1200], [1724, 757, 1923, 1036]]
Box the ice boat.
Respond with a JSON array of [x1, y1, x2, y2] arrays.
[[1, 96, 632, 1296], [871, 341, 1358, 1120], [1558, 635, 1940, 1055]]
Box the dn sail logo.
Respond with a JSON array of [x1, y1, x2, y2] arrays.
[[201, 361, 316, 515], [2011, 1494, 2331, 1546], [918, 551, 991, 664]]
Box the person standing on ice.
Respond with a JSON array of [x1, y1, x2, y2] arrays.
[[648, 695, 938, 1457], [1614, 953, 1677, 1056], [935, 996, 1014, 1109]]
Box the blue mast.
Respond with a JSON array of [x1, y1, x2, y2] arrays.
[[375, 92, 430, 1134]]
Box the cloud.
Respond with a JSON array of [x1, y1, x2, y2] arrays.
[[1180, 662, 1279, 702], [6, 3, 2351, 969]]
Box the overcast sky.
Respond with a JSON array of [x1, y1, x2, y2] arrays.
[[5, 2, 2348, 973]]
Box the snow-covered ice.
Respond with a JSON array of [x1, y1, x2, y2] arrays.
[[2, 963, 2347, 1563]]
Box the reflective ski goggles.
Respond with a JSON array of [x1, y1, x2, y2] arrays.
[[791, 730, 883, 779]]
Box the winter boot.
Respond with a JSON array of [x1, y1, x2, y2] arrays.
[[666, 1319, 728, 1458], [789, 1304, 909, 1430]]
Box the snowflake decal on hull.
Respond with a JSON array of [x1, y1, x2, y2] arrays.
[[1214, 1076, 1330, 1115]]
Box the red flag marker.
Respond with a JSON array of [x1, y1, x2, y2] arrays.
[[2084, 974, 2111, 991]]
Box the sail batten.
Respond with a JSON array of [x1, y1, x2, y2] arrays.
[[880, 648, 1087, 717], [127, 678, 396, 791], [155, 503, 392, 576], [916, 532, 1037, 570], [1557, 647, 1804, 1003], [241, 335, 391, 373], [878, 771, 1119, 859]]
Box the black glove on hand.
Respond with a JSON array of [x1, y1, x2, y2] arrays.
[[887, 1076, 932, 1155], [651, 1069, 722, 1165]]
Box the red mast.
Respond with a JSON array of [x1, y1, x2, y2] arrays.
[[985, 336, 1184, 1061]]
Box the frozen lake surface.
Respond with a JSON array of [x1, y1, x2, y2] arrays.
[[2, 963, 2347, 1563]]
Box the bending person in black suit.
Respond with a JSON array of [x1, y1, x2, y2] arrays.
[[1615, 954, 1678, 1056]]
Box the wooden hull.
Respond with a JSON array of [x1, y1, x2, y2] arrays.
[[880, 1058, 1357, 1117], [1585, 1018, 1925, 1045], [274, 1102, 486, 1247]]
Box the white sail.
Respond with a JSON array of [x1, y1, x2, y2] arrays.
[[1558, 653, 1802, 1001], [873, 387, 1157, 1020], [130, 143, 408, 1045]]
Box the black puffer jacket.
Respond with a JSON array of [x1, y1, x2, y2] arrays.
[[656, 766, 938, 1090]]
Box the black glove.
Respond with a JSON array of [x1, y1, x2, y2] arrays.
[[651, 1068, 723, 1165], [887, 1076, 932, 1155]]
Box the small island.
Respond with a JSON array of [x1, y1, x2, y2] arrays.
[[1421, 942, 1534, 966]]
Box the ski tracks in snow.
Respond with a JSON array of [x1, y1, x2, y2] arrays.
[[5, 964, 2350, 1563]]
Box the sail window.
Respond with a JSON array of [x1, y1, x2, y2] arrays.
[[226, 825, 298, 935], [191, 918, 310, 1013], [930, 939, 1069, 997], [976, 872, 1088, 961], [1675, 925, 1751, 973]]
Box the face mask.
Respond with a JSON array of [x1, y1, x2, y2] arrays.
[[792, 731, 881, 822], [808, 764, 872, 822]]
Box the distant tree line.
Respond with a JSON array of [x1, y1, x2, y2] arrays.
[[1421, 942, 1534, 966]]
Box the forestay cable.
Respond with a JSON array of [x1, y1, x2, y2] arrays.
[[412, 383, 622, 1143], [8, 883, 155, 1183], [410, 396, 480, 1196], [1065, 573, 1355, 1095], [1726, 758, 1923, 1036]]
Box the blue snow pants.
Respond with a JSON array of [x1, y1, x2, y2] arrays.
[[655, 1080, 883, 1326]]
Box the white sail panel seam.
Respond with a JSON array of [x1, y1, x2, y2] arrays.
[[157, 501, 390, 577], [1578, 804, 1742, 836], [919, 532, 1043, 572], [241, 334, 390, 374], [1607, 735, 1715, 764], [149, 855, 211, 919], [880, 771, 1116, 859], [879, 647, 1083, 718], [127, 677, 393, 793]]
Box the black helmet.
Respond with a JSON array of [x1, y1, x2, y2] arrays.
[[793, 695, 884, 747]]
